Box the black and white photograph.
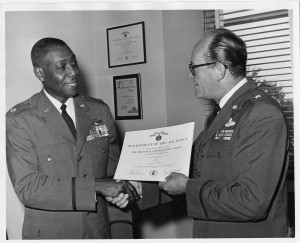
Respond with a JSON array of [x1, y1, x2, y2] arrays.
[[1, 0, 299, 241]]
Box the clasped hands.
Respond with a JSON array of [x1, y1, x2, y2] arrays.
[[96, 172, 188, 208], [96, 178, 141, 208]]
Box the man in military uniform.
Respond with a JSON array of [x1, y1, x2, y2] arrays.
[[159, 28, 289, 237], [6, 37, 139, 239]]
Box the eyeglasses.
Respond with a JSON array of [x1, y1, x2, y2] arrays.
[[189, 62, 216, 76]]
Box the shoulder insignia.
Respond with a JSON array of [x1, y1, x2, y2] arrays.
[[10, 107, 17, 113], [242, 88, 278, 109], [248, 90, 267, 104], [8, 98, 34, 116]]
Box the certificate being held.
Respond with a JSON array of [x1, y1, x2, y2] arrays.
[[114, 122, 194, 181]]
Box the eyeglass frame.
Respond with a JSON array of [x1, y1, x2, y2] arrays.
[[189, 62, 228, 76]]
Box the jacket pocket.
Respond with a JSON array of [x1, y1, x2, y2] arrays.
[[206, 139, 233, 159], [81, 137, 109, 178], [23, 211, 82, 239], [35, 143, 76, 178]]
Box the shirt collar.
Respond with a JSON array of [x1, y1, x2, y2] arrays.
[[219, 78, 247, 109], [43, 89, 74, 113]]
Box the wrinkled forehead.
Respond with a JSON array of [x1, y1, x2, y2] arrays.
[[40, 46, 76, 67], [47, 45, 73, 56]]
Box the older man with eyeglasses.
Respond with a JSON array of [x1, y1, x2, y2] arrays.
[[159, 28, 290, 238]]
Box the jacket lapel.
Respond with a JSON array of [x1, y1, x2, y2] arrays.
[[37, 91, 76, 144], [74, 97, 94, 157], [201, 103, 233, 147], [200, 81, 257, 148]]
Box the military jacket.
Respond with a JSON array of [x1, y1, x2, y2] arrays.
[[6, 90, 132, 239], [186, 81, 289, 237]]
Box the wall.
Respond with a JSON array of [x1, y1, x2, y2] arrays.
[[163, 10, 207, 139], [6, 10, 206, 239], [5, 11, 168, 135]]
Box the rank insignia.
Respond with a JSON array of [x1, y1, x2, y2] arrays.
[[214, 129, 234, 140], [87, 123, 109, 141], [225, 117, 236, 127], [254, 94, 261, 99]]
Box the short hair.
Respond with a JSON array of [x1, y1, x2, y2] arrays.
[[31, 37, 70, 67], [205, 28, 247, 78]]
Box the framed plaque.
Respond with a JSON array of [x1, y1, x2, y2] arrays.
[[107, 21, 146, 68], [113, 74, 143, 120]]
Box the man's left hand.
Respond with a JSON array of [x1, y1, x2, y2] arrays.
[[158, 172, 189, 195], [106, 193, 129, 208], [105, 180, 141, 208]]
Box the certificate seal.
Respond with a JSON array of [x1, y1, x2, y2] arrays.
[[149, 170, 158, 177]]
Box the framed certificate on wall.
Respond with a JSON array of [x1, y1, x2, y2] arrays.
[[107, 21, 146, 67], [113, 74, 143, 120]]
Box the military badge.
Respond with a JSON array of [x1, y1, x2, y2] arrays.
[[225, 117, 236, 127], [87, 121, 109, 141], [93, 119, 102, 126]]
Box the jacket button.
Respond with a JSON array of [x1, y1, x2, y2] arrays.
[[197, 171, 200, 177], [101, 148, 106, 153], [200, 150, 205, 158], [37, 230, 41, 237], [77, 156, 82, 162], [217, 151, 221, 159], [47, 155, 52, 162]]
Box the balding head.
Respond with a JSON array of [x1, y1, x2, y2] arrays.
[[193, 28, 247, 79]]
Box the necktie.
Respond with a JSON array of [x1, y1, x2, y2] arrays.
[[206, 103, 221, 128], [60, 103, 76, 139]]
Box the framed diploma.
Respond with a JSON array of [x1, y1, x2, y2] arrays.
[[113, 74, 143, 120], [107, 21, 146, 67]]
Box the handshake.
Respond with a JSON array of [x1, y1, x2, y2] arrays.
[[95, 178, 142, 208]]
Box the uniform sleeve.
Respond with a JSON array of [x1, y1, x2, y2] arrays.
[[186, 103, 288, 221], [6, 115, 96, 211]]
